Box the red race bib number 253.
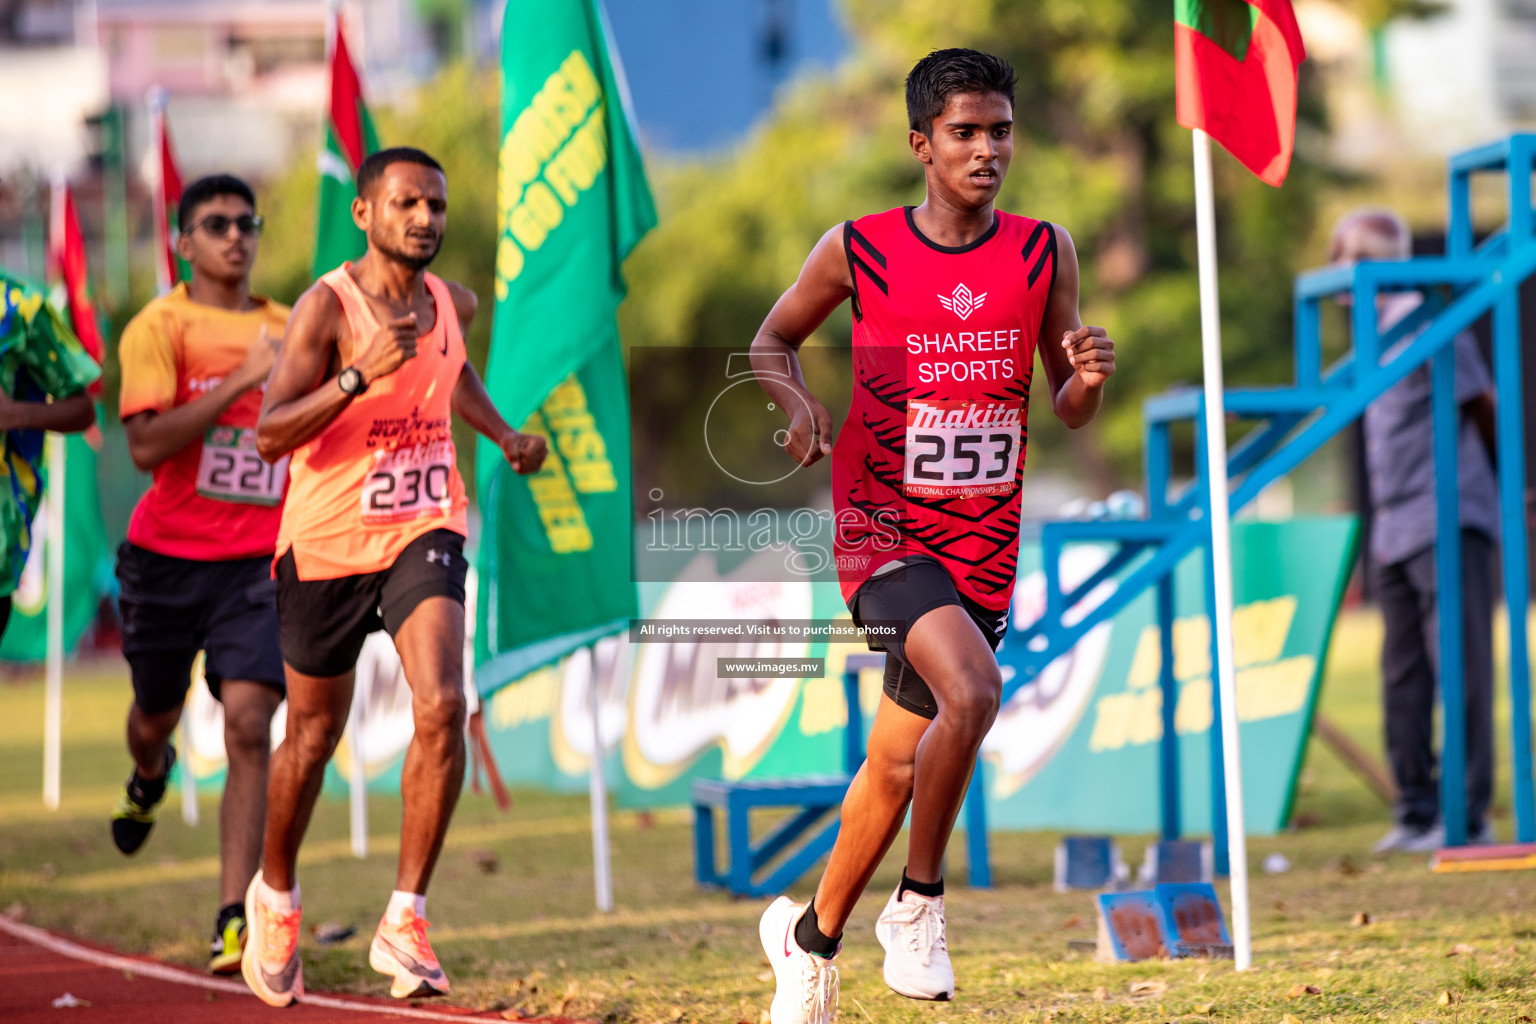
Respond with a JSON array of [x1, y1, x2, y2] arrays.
[[361, 441, 455, 524], [903, 399, 1022, 498]]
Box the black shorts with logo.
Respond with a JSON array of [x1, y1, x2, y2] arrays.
[[116, 542, 286, 714], [275, 528, 467, 678], [849, 556, 1007, 720]]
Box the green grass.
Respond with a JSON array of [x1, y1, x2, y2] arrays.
[[3, 608, 1536, 1022]]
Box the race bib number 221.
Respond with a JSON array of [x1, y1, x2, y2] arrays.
[[196, 426, 288, 506]]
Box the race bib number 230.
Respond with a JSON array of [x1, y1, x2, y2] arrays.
[[361, 440, 456, 524], [196, 427, 288, 506], [903, 399, 1022, 498]]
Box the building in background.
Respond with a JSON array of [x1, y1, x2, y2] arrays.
[[587, 0, 847, 153], [1299, 0, 1536, 166], [0, 0, 848, 284]]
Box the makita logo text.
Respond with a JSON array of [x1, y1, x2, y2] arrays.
[[908, 401, 1022, 430]]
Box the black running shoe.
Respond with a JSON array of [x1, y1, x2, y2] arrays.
[[111, 747, 175, 855]]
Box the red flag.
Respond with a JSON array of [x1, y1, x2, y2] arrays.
[[313, 10, 381, 279], [48, 179, 105, 373], [150, 88, 185, 294], [329, 15, 369, 172], [1174, 0, 1306, 187]]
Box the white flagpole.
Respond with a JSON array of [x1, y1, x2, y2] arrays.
[[348, 669, 368, 859], [179, 711, 198, 825], [147, 86, 172, 296], [42, 172, 68, 812], [43, 432, 66, 810], [1191, 128, 1252, 970], [586, 645, 613, 913]]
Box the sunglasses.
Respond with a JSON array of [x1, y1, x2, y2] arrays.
[[186, 213, 264, 238]]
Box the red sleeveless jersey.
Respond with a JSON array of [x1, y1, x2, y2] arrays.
[[831, 207, 1057, 613]]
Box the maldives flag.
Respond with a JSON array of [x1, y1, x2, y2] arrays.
[[48, 180, 104, 371], [149, 88, 187, 294], [312, 9, 381, 279], [1174, 0, 1306, 186]]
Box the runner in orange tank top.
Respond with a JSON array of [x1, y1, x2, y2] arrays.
[[242, 148, 546, 1008]]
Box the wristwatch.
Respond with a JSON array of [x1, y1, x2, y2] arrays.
[[338, 366, 368, 396]]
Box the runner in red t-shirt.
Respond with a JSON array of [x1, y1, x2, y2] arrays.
[[750, 49, 1117, 1022], [112, 174, 287, 975]]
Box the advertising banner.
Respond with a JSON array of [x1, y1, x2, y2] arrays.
[[183, 517, 1355, 836]]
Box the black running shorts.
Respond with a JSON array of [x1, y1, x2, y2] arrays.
[[116, 542, 286, 714], [849, 556, 1007, 720], [275, 528, 467, 678]]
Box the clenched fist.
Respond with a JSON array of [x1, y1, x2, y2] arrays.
[[238, 324, 282, 391], [355, 313, 419, 384], [1061, 325, 1116, 389], [500, 431, 547, 475]]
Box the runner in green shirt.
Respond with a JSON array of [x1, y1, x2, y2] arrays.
[[0, 269, 100, 639]]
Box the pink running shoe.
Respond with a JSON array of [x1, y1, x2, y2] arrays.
[[240, 872, 303, 1007], [369, 908, 449, 999]]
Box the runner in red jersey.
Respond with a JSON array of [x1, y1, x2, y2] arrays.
[[750, 50, 1117, 1022]]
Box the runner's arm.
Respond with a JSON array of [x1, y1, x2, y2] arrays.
[[257, 283, 416, 461], [451, 364, 547, 474], [750, 224, 855, 466], [0, 391, 94, 433], [1036, 225, 1115, 429], [123, 327, 278, 471]]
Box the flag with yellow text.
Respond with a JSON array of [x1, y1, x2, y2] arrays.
[[475, 0, 655, 694]]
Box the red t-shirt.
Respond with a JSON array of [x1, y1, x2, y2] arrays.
[[832, 207, 1056, 612], [118, 285, 291, 561]]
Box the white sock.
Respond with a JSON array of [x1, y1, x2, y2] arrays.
[[385, 890, 425, 924], [256, 877, 299, 912]]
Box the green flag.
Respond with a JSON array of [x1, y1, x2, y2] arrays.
[[476, 0, 657, 695], [312, 11, 381, 279]]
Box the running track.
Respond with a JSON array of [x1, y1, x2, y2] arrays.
[[0, 916, 570, 1023]]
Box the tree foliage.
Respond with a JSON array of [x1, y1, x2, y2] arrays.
[[617, 0, 1331, 492], [253, 2, 1338, 495]]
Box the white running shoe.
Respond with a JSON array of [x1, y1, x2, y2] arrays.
[[875, 886, 953, 1000], [759, 896, 839, 1024]]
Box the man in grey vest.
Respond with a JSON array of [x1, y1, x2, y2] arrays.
[[1331, 208, 1499, 853]]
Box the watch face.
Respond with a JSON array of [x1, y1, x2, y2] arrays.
[[341, 368, 362, 394]]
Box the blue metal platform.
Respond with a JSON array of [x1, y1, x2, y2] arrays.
[[1000, 133, 1536, 872]]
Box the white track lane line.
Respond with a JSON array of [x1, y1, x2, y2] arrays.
[[0, 916, 493, 1021]]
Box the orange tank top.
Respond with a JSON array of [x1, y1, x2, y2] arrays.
[[276, 265, 469, 580]]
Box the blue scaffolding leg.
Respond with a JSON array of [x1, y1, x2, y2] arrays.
[[1493, 289, 1535, 842], [1433, 345, 1468, 848], [1158, 574, 1181, 841], [964, 760, 991, 888]]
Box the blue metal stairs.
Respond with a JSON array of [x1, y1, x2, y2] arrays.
[[998, 134, 1536, 858]]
